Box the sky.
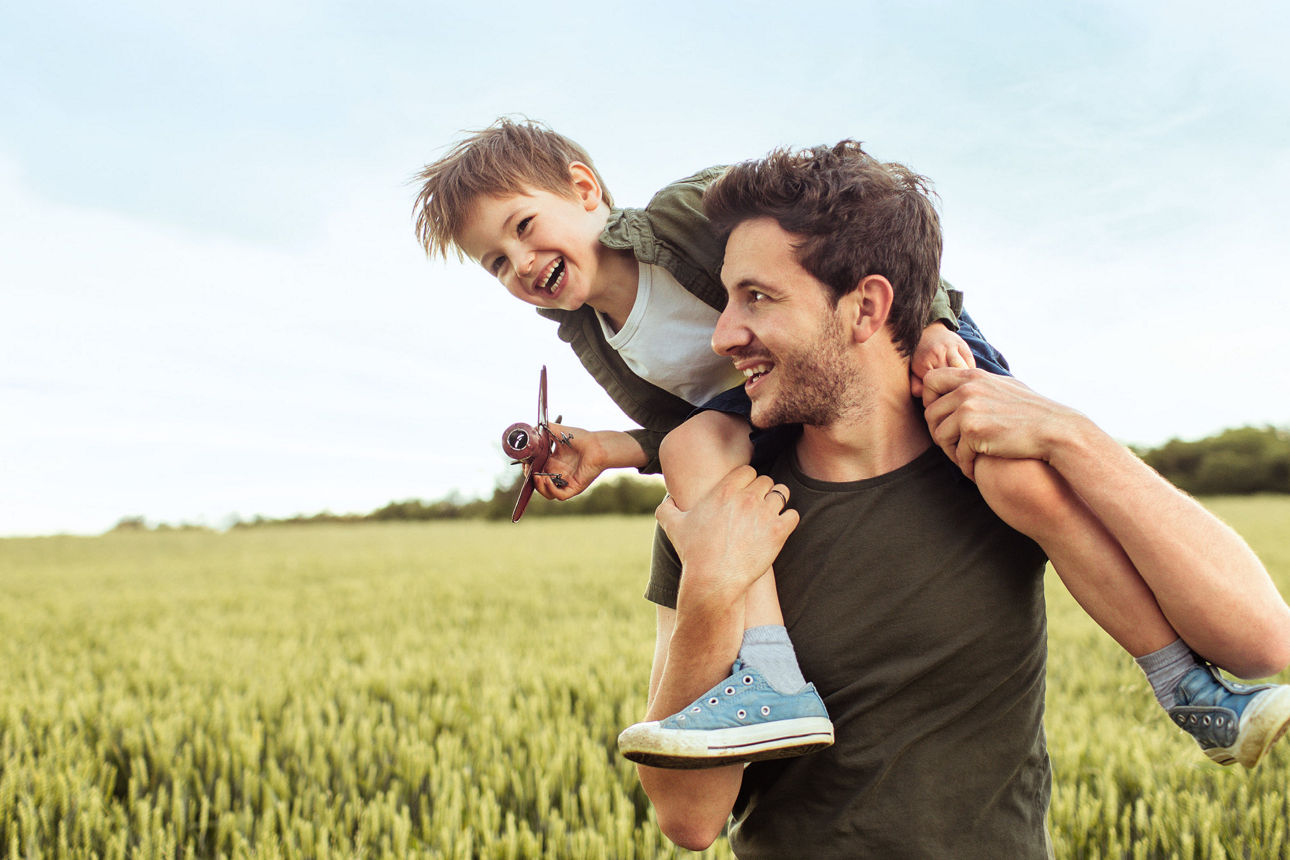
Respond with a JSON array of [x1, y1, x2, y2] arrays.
[[2, 0, 1288, 537]]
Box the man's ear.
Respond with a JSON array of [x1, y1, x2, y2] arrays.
[[842, 274, 893, 344], [568, 162, 603, 211]]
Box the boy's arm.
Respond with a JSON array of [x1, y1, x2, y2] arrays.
[[627, 428, 668, 475], [929, 278, 962, 330], [909, 279, 969, 397], [531, 424, 650, 501], [921, 367, 1290, 679]]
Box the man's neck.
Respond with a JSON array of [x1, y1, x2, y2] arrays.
[[793, 368, 933, 483]]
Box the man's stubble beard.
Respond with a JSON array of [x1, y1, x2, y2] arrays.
[[749, 309, 858, 431]]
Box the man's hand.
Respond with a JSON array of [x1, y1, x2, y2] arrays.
[[920, 367, 1086, 481], [910, 321, 975, 398], [655, 466, 799, 609]]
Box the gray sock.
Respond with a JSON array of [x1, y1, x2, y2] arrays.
[[1134, 638, 1201, 710], [739, 625, 808, 695]]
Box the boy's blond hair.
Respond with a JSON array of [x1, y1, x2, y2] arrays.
[[412, 117, 614, 260]]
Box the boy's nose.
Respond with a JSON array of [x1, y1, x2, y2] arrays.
[[515, 251, 536, 277]]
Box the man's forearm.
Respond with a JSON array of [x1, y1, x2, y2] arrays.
[[638, 585, 747, 850], [637, 468, 802, 849]]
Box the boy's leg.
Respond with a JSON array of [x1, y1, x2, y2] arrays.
[[976, 456, 1290, 768], [618, 411, 832, 769]]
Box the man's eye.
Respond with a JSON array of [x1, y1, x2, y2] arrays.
[[749, 289, 767, 303]]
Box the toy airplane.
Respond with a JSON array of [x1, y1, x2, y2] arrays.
[[501, 365, 571, 522]]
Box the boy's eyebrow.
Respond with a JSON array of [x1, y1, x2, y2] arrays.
[[474, 205, 524, 266]]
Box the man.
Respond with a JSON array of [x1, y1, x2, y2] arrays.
[[630, 142, 1290, 857]]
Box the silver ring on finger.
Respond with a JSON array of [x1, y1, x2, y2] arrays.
[[768, 488, 788, 514]]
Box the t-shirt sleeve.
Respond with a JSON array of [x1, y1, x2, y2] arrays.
[[644, 522, 681, 609]]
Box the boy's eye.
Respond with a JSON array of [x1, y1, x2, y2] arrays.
[[489, 256, 504, 275], [516, 216, 532, 235]]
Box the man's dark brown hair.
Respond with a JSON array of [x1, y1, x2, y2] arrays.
[[703, 140, 942, 357]]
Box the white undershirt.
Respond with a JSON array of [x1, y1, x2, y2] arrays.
[[597, 263, 744, 406]]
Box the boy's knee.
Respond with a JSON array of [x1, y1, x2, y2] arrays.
[[660, 412, 751, 476]]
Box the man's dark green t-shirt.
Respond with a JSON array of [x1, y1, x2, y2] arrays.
[[647, 446, 1052, 859]]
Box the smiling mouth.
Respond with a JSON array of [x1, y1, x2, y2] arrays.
[[537, 258, 565, 295], [741, 361, 773, 389]]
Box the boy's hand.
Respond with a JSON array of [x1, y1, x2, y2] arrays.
[[910, 321, 974, 398], [529, 423, 607, 501], [528, 426, 649, 501]]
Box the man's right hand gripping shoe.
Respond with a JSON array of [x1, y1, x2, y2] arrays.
[[1168, 663, 1290, 768], [617, 659, 834, 769]]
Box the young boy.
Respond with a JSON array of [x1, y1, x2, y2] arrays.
[[413, 118, 1290, 770]]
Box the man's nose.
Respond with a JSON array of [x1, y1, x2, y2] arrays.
[[711, 306, 747, 356]]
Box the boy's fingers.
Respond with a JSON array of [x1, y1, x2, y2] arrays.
[[532, 474, 555, 500]]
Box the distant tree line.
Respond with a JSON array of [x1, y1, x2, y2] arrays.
[[1133, 425, 1290, 496], [110, 425, 1289, 533], [220, 473, 667, 529]]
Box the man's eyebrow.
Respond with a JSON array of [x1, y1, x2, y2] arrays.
[[730, 275, 772, 292]]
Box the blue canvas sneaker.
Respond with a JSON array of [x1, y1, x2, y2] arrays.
[[617, 659, 833, 769], [1168, 664, 1290, 768]]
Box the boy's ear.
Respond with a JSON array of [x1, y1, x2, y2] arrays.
[[568, 162, 604, 211], [843, 275, 894, 344]]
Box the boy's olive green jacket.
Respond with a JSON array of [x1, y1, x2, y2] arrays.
[[536, 167, 961, 474]]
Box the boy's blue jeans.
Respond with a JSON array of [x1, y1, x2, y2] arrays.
[[954, 309, 1011, 377]]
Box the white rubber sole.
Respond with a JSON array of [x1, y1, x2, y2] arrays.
[[1208, 684, 1290, 768], [618, 717, 835, 769]]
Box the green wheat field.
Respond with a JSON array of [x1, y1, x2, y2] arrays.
[[3, 496, 1289, 859]]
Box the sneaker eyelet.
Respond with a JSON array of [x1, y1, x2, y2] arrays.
[[737, 709, 747, 719], [1202, 716, 1212, 726], [1188, 715, 1198, 724], [725, 686, 736, 695], [761, 706, 771, 716], [743, 676, 754, 685], [677, 715, 686, 722], [1174, 714, 1186, 725], [1215, 717, 1225, 726], [708, 697, 719, 706], [690, 706, 701, 714]]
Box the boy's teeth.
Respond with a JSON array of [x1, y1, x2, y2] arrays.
[[542, 259, 565, 292]]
